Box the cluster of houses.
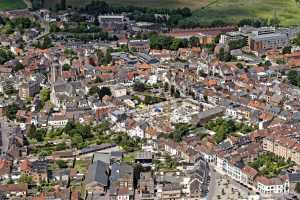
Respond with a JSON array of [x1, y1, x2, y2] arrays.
[[1, 6, 300, 200]]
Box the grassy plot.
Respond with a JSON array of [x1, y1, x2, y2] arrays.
[[188, 0, 300, 26], [249, 152, 294, 178], [0, 0, 26, 11]]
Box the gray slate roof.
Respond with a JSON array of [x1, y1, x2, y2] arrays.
[[86, 160, 109, 186], [110, 162, 133, 183]]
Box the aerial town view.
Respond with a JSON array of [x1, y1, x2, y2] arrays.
[[1, 0, 300, 199]]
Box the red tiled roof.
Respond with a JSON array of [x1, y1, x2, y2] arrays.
[[98, 73, 114, 80], [242, 166, 258, 177], [20, 160, 32, 171], [0, 184, 28, 192]]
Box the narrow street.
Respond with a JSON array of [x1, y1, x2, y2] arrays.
[[206, 167, 219, 200]]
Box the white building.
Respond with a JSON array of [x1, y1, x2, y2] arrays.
[[256, 176, 289, 195], [127, 125, 145, 139], [112, 86, 127, 98], [220, 32, 244, 44], [48, 115, 69, 128]]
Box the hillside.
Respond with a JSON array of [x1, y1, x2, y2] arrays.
[[2, 0, 300, 26], [0, 0, 26, 11], [64, 0, 300, 26], [65, 0, 208, 9], [190, 0, 300, 26]]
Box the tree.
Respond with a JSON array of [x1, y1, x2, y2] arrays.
[[269, 17, 280, 27], [296, 183, 300, 194], [35, 36, 53, 49], [18, 174, 32, 184], [282, 46, 292, 54], [64, 48, 75, 56], [38, 150, 52, 158], [174, 90, 181, 98], [0, 16, 5, 25], [98, 87, 112, 100], [62, 64, 71, 71], [288, 70, 299, 86], [103, 48, 112, 65], [71, 134, 83, 148], [293, 33, 300, 46], [164, 82, 169, 92], [56, 160, 67, 168], [0, 48, 14, 64], [133, 82, 146, 92], [15, 63, 24, 71], [170, 38, 182, 51], [219, 48, 225, 61], [228, 39, 246, 50], [89, 86, 111, 100], [219, 48, 232, 62], [96, 49, 105, 65], [189, 36, 200, 47], [40, 88, 50, 104], [95, 76, 102, 83], [236, 63, 243, 69], [27, 124, 37, 139], [265, 60, 272, 67], [55, 142, 67, 151], [6, 104, 19, 120], [35, 129, 46, 142], [170, 85, 175, 96], [31, 0, 43, 10], [88, 86, 100, 96], [50, 23, 60, 33], [64, 121, 76, 134], [211, 20, 226, 27]]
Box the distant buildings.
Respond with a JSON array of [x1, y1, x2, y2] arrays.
[[98, 15, 129, 31], [249, 32, 289, 53], [220, 31, 245, 44], [98, 15, 128, 24], [248, 27, 290, 53], [128, 40, 150, 53]]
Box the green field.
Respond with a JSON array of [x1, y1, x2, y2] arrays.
[[64, 0, 300, 26], [0, 0, 26, 11], [191, 0, 300, 26], [2, 0, 300, 26]]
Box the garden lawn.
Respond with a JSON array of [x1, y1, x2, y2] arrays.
[[249, 152, 295, 178], [74, 159, 91, 174]]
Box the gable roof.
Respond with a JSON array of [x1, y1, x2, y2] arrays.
[[86, 160, 109, 186], [110, 162, 133, 183]]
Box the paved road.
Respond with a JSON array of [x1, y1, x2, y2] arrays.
[[206, 167, 219, 200], [206, 166, 255, 200]]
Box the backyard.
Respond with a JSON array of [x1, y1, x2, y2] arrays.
[[249, 152, 295, 178], [204, 118, 255, 144]]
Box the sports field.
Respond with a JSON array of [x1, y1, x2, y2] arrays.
[[0, 0, 26, 11]]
